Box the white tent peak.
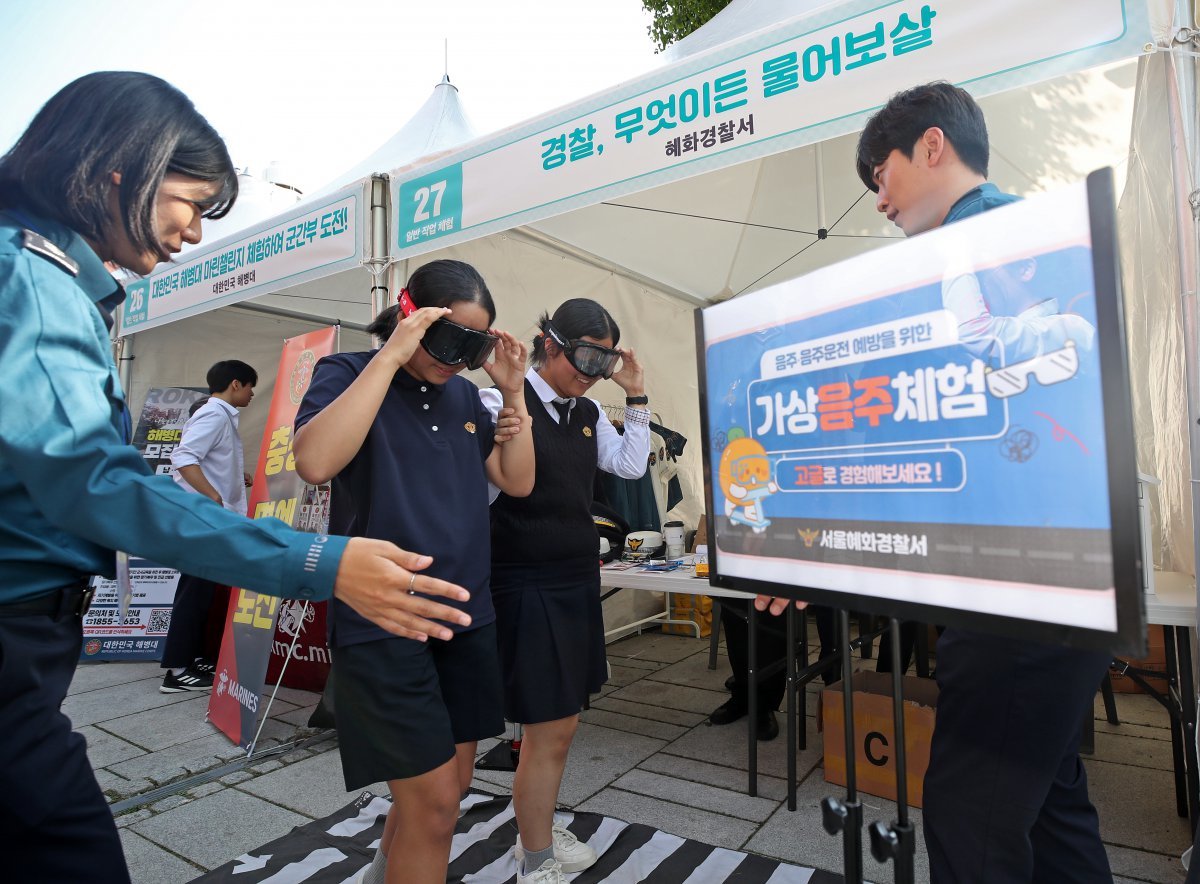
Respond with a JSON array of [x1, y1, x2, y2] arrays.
[[661, 0, 834, 62], [306, 73, 476, 199]]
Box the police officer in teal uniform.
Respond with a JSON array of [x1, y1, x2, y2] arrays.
[[0, 72, 473, 883]]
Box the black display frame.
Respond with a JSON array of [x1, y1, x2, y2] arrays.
[[693, 169, 1145, 656]]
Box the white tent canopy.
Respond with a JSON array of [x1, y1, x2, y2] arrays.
[[120, 0, 1197, 574], [379, 0, 1169, 538], [309, 74, 477, 200]]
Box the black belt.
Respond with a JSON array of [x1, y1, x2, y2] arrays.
[[0, 581, 95, 618]]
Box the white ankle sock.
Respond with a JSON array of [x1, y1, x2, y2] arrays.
[[522, 844, 555, 874], [361, 847, 387, 884]]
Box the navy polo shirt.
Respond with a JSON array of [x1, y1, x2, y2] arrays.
[[295, 351, 496, 647]]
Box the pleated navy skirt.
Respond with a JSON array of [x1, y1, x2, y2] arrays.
[[490, 556, 607, 724]]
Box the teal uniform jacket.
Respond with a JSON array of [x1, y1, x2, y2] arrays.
[[0, 209, 346, 604]]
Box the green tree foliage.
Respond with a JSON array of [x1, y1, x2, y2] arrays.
[[642, 0, 734, 52]]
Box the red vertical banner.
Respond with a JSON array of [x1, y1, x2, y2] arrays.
[[209, 326, 337, 747]]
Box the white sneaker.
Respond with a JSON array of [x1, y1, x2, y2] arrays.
[[517, 858, 565, 884], [515, 825, 599, 874]]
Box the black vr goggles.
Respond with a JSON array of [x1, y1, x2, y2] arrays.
[[399, 289, 497, 371]]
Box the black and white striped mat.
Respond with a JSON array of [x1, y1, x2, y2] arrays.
[[193, 790, 842, 883]]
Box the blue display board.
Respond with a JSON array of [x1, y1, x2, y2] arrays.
[[696, 170, 1142, 652]]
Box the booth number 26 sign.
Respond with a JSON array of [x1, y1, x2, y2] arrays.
[[398, 164, 464, 246]]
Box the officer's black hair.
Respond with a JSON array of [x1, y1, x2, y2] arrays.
[[207, 360, 257, 394], [0, 71, 238, 264], [855, 81, 989, 192], [366, 259, 495, 343], [531, 298, 621, 368]]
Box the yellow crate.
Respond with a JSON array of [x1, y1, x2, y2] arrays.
[[663, 593, 713, 637]]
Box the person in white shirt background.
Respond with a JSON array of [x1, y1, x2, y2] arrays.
[[159, 359, 256, 693]]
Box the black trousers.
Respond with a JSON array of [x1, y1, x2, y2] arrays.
[[812, 606, 920, 678], [0, 600, 130, 883], [923, 628, 1112, 883], [160, 572, 220, 669], [721, 599, 787, 710]]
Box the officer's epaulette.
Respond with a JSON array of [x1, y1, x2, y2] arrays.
[[21, 229, 78, 277]]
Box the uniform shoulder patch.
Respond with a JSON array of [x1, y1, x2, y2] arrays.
[[21, 229, 79, 277]]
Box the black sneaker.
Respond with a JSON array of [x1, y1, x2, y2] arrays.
[[756, 710, 780, 742], [161, 667, 214, 693], [708, 697, 748, 726], [192, 659, 216, 676]]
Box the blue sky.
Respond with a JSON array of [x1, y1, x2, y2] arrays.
[[0, 0, 659, 193]]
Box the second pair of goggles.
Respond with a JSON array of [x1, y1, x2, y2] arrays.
[[545, 323, 620, 379], [398, 289, 498, 370]]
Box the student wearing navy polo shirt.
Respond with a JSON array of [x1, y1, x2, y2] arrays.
[[482, 298, 650, 883], [293, 259, 534, 884]]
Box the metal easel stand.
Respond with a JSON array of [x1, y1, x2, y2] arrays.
[[245, 600, 311, 757], [867, 618, 917, 884], [821, 608, 864, 884]]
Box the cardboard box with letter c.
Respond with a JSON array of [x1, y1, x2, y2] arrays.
[[820, 671, 939, 808]]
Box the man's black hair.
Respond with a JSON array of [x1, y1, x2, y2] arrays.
[[855, 81, 989, 191], [367, 259, 495, 342], [207, 360, 257, 394], [0, 71, 238, 262], [531, 298, 621, 368]]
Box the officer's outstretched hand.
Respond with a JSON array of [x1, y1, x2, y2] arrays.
[[333, 537, 471, 641]]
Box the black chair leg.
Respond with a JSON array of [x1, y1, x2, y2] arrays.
[[708, 600, 721, 671], [1100, 672, 1119, 725], [1079, 702, 1096, 755], [859, 612, 875, 660]]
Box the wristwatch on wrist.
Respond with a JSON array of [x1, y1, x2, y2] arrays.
[[625, 395, 649, 406]]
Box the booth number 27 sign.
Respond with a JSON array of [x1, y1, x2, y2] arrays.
[[398, 164, 464, 247]]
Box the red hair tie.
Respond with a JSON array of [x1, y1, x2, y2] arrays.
[[397, 287, 416, 317]]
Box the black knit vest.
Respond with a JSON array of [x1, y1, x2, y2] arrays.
[[491, 380, 599, 563]]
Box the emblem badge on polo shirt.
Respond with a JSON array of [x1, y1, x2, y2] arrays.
[[464, 422, 476, 434], [583, 427, 593, 437]]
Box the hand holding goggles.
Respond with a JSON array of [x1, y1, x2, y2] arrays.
[[398, 289, 498, 371], [545, 323, 620, 379]]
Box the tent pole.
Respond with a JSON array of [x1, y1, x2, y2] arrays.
[[506, 226, 710, 307], [1167, 13, 1200, 579], [1165, 5, 1200, 779], [117, 334, 134, 409], [228, 301, 370, 333], [815, 143, 828, 233], [370, 176, 390, 320]]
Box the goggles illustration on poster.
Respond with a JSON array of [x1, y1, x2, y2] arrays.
[[697, 172, 1141, 651]]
